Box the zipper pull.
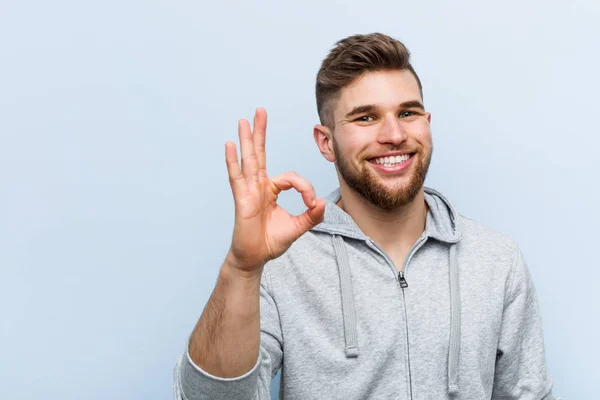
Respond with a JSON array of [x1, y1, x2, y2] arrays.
[[398, 271, 408, 288]]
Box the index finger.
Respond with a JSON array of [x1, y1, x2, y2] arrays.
[[270, 171, 317, 209]]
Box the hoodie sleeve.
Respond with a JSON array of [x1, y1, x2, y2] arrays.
[[491, 248, 558, 400], [173, 270, 283, 400]]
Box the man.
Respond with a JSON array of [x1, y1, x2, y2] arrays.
[[174, 33, 557, 399]]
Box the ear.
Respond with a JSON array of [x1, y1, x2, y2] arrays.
[[426, 112, 432, 124], [313, 124, 336, 162]]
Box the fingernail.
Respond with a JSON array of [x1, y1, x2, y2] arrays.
[[312, 199, 317, 208]]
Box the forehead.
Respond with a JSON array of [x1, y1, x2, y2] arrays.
[[336, 69, 422, 114]]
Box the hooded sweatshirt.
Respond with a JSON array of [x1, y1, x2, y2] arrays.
[[174, 187, 557, 400]]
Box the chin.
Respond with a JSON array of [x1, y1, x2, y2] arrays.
[[337, 148, 430, 210]]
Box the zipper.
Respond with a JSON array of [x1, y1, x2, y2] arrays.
[[367, 235, 427, 400], [398, 271, 408, 288], [401, 235, 427, 400], [399, 275, 413, 400], [399, 235, 427, 400]]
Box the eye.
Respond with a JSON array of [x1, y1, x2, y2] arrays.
[[399, 111, 415, 118], [355, 115, 375, 122]]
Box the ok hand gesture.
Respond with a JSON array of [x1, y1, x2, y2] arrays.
[[225, 108, 326, 275]]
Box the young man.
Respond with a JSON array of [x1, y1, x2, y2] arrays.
[[174, 33, 557, 399]]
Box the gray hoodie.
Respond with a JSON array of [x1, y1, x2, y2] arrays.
[[174, 187, 557, 399]]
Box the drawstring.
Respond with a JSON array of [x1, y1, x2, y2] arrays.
[[332, 235, 360, 358], [448, 243, 461, 395], [332, 235, 462, 396]]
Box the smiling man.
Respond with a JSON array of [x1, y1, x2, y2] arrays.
[[174, 33, 557, 399]]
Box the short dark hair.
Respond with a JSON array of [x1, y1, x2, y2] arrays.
[[315, 33, 423, 129]]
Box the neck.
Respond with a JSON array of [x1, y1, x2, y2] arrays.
[[337, 184, 428, 258]]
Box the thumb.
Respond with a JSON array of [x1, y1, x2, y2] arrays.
[[294, 198, 326, 234]]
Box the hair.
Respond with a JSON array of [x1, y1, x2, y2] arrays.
[[315, 32, 423, 129]]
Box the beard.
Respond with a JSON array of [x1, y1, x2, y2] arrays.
[[334, 142, 432, 211]]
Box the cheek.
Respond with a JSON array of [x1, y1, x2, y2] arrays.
[[336, 132, 370, 157], [412, 123, 432, 148]]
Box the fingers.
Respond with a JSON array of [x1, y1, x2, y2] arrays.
[[295, 198, 326, 232], [253, 108, 268, 180], [238, 119, 258, 183], [271, 172, 325, 236], [271, 172, 317, 209], [225, 141, 246, 194]]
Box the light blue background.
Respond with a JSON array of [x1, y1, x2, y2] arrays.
[[1, 0, 598, 399]]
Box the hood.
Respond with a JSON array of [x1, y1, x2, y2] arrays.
[[314, 186, 461, 243]]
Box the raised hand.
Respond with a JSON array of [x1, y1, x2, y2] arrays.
[[225, 108, 325, 274]]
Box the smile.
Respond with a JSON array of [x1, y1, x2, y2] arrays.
[[370, 154, 413, 167], [367, 153, 415, 173]]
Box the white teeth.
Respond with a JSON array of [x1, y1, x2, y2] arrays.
[[373, 154, 411, 165]]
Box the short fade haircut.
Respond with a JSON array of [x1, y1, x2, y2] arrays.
[[315, 32, 423, 129]]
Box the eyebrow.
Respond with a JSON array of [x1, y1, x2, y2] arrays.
[[343, 100, 425, 120]]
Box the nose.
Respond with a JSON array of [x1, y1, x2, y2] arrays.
[[377, 114, 408, 145]]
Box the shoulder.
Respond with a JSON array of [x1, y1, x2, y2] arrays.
[[455, 215, 530, 301], [262, 230, 336, 285], [273, 230, 335, 266], [456, 214, 521, 262]]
